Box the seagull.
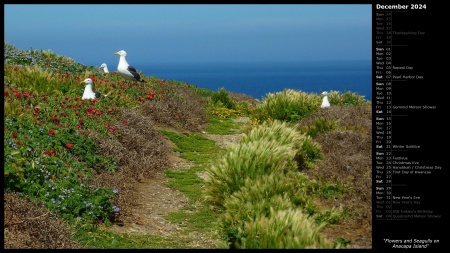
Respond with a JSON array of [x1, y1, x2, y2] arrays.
[[321, 91, 330, 108], [114, 50, 144, 82], [99, 63, 109, 73], [80, 78, 109, 100]]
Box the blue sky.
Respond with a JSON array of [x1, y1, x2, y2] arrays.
[[4, 4, 371, 67]]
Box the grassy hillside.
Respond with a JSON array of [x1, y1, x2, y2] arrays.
[[4, 41, 372, 249]]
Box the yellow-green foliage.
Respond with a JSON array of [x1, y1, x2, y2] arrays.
[[221, 171, 309, 230], [242, 120, 323, 170], [210, 106, 242, 119], [253, 89, 321, 122], [211, 87, 236, 109], [241, 120, 304, 145], [221, 171, 342, 248], [204, 139, 298, 207], [205, 120, 324, 207], [235, 101, 253, 116], [300, 117, 338, 138], [326, 90, 369, 106], [5, 64, 78, 95], [237, 207, 334, 249], [297, 135, 324, 170]]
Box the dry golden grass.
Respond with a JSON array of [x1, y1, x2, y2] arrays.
[[4, 191, 85, 249]]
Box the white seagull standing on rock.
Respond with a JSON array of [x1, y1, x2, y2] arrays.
[[81, 78, 110, 100], [320, 91, 331, 108], [99, 63, 109, 73], [114, 50, 145, 82]]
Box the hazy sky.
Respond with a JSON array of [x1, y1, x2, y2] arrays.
[[4, 4, 371, 67]]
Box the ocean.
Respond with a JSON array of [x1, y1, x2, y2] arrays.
[[139, 60, 372, 101]]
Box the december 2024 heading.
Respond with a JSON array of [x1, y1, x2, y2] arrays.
[[376, 4, 427, 10]]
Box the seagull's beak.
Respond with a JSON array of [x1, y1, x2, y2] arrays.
[[80, 80, 85, 85], [114, 52, 119, 55]]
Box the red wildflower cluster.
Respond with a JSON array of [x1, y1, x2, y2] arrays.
[[85, 107, 107, 118], [104, 124, 115, 133], [146, 90, 155, 100], [65, 143, 73, 149], [44, 149, 56, 156], [49, 129, 56, 135]]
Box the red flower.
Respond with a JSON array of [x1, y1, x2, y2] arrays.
[[146, 90, 155, 99], [14, 93, 21, 99], [4, 91, 9, 97], [49, 129, 55, 135], [108, 128, 115, 133], [79, 119, 84, 124], [65, 143, 73, 149], [44, 149, 56, 156], [12, 133, 17, 138]]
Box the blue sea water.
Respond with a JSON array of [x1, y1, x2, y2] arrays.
[[140, 60, 372, 101]]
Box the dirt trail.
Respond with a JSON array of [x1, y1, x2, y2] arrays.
[[107, 118, 249, 248]]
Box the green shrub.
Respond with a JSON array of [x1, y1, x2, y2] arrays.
[[204, 139, 298, 207], [297, 136, 324, 170], [253, 89, 321, 122], [221, 171, 314, 246], [327, 90, 369, 106], [300, 117, 338, 138], [211, 87, 236, 110], [241, 120, 323, 170], [236, 207, 335, 249], [240, 120, 304, 145]]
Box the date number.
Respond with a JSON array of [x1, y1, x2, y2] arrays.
[[411, 4, 426, 9]]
